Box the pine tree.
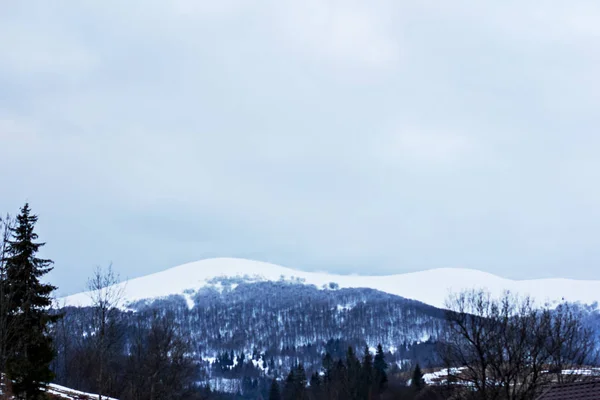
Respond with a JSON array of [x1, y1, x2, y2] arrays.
[[294, 363, 307, 399], [269, 379, 281, 400], [346, 347, 361, 400], [360, 346, 374, 399], [322, 352, 334, 383], [321, 352, 335, 399], [374, 344, 388, 393], [283, 369, 295, 400], [332, 359, 349, 399], [411, 363, 425, 391], [309, 371, 322, 398], [283, 364, 307, 400], [3, 204, 59, 399]]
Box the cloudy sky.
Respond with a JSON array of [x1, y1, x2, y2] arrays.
[[1, 1, 599, 295]]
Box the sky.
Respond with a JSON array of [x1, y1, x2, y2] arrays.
[[1, 1, 600, 295]]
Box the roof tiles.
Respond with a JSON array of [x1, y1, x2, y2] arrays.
[[537, 380, 600, 400]]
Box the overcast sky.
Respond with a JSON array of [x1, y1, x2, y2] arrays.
[[1, 1, 600, 295]]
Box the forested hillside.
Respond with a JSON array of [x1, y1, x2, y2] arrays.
[[51, 280, 447, 397]]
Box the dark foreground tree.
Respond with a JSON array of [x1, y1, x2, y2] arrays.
[[282, 363, 307, 400], [410, 363, 425, 391], [3, 204, 59, 399], [360, 346, 374, 399], [374, 344, 388, 393], [442, 289, 597, 400], [0, 214, 15, 372], [274, 344, 414, 400], [346, 346, 361, 399], [269, 379, 281, 400], [122, 311, 198, 400]]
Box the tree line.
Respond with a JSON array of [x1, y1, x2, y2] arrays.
[[276, 344, 389, 400], [268, 345, 446, 400]]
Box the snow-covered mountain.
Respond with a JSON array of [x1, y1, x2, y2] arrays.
[[53, 258, 600, 395], [61, 257, 600, 309]]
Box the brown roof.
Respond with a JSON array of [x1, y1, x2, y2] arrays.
[[537, 380, 600, 400]]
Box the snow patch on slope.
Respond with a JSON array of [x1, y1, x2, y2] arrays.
[[61, 257, 600, 310]]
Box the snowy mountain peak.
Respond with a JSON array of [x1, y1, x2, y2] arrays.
[[60, 257, 600, 309]]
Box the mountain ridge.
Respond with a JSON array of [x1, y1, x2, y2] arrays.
[[60, 257, 600, 309]]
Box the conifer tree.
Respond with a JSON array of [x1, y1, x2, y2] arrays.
[[268, 379, 281, 400], [283, 370, 295, 400], [322, 352, 334, 384], [374, 344, 388, 393], [294, 364, 308, 399], [309, 372, 322, 399], [332, 359, 349, 399], [3, 204, 59, 399], [321, 352, 335, 399], [346, 347, 361, 399], [360, 346, 374, 399], [283, 364, 307, 400], [411, 363, 425, 391]]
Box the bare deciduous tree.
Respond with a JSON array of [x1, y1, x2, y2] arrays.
[[122, 311, 197, 400], [0, 214, 15, 373], [87, 264, 125, 400], [442, 290, 597, 400]]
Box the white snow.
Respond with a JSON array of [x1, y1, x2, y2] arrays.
[[46, 383, 118, 399], [336, 303, 355, 312], [1, 374, 118, 400], [60, 257, 600, 310], [415, 367, 600, 386], [208, 378, 240, 394], [418, 368, 466, 385]]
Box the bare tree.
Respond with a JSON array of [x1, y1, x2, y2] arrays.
[[122, 311, 197, 400], [442, 289, 597, 400], [0, 214, 15, 373], [87, 263, 125, 400]]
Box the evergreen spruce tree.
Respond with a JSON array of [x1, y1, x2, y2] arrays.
[[411, 363, 425, 391], [360, 346, 374, 399], [332, 359, 349, 400], [268, 379, 281, 400], [374, 344, 388, 393], [283, 369, 295, 400], [346, 347, 361, 400], [322, 352, 335, 399], [282, 364, 307, 400], [322, 352, 334, 384], [293, 364, 307, 399], [3, 204, 59, 399], [309, 372, 322, 398]]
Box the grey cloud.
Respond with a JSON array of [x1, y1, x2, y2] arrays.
[[1, 1, 599, 295]]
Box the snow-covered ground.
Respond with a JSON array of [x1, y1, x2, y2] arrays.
[[46, 383, 118, 400], [61, 257, 600, 310], [0, 375, 117, 400], [415, 367, 600, 387], [420, 368, 466, 385]]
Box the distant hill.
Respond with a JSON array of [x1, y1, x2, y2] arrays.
[[61, 257, 600, 309]]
